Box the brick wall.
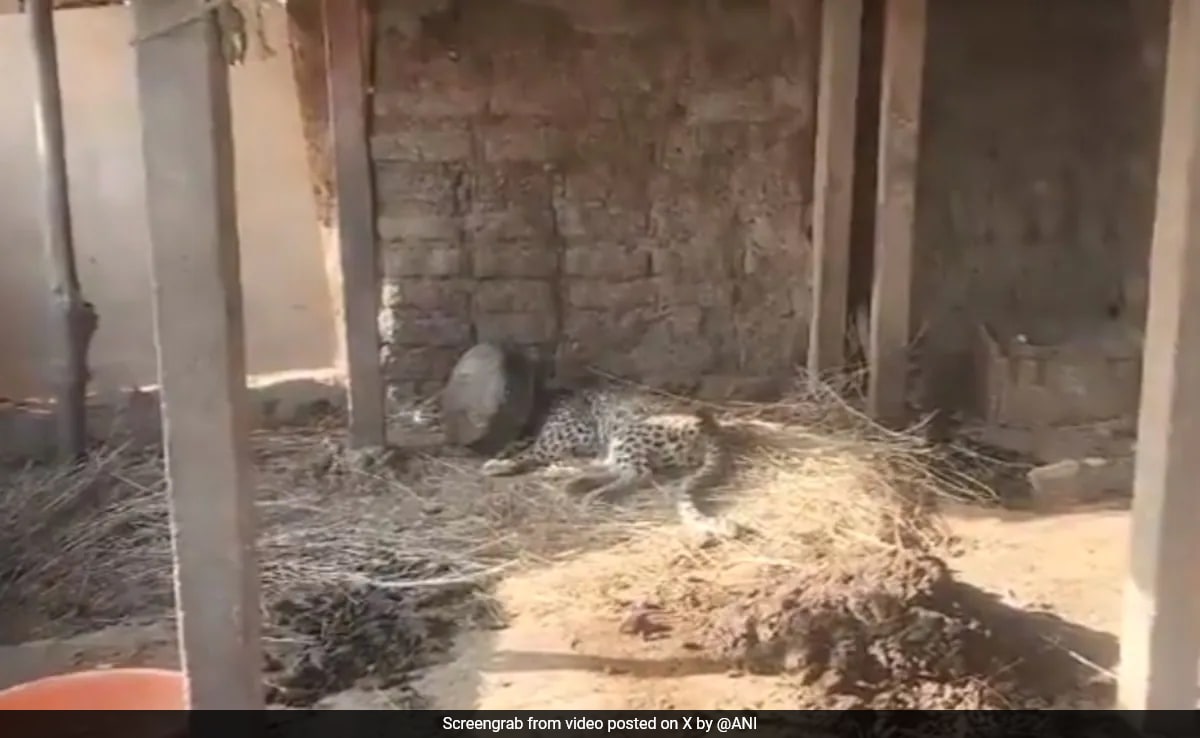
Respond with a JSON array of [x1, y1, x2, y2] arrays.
[[369, 0, 1165, 412], [371, 0, 819, 400]]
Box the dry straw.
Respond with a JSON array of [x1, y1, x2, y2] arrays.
[[0, 369, 1003, 706], [0, 369, 995, 642]]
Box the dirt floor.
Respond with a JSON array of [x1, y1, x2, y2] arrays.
[[0, 392, 1132, 711], [0, 505, 1127, 708], [407, 505, 1125, 711]]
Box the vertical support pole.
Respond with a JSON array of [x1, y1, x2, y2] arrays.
[[284, 0, 346, 374], [1118, 0, 1200, 713], [28, 0, 98, 460], [866, 0, 926, 425], [807, 0, 863, 385], [323, 0, 386, 448], [131, 0, 263, 710]]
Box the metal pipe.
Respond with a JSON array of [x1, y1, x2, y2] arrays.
[[28, 0, 97, 461]]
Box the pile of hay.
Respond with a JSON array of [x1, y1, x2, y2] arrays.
[[0, 374, 1003, 707], [0, 414, 674, 705], [462, 376, 1109, 710]]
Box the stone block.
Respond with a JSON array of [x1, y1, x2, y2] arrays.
[[480, 121, 566, 162], [563, 246, 650, 279], [381, 345, 463, 381], [487, 61, 588, 117], [470, 164, 554, 207], [566, 280, 654, 309], [373, 43, 487, 113], [377, 204, 459, 241], [472, 280, 555, 313], [473, 245, 557, 278], [770, 74, 813, 113], [371, 120, 472, 162], [380, 309, 472, 347], [559, 165, 623, 205], [475, 312, 557, 344], [374, 162, 462, 205], [465, 206, 552, 242], [649, 277, 733, 308], [554, 201, 647, 241], [381, 278, 470, 314], [373, 87, 487, 119], [561, 308, 638, 343], [381, 246, 465, 278], [686, 84, 775, 124], [646, 195, 732, 242], [560, 1, 663, 36], [974, 322, 1143, 428]]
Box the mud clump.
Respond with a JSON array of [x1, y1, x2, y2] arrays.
[[264, 580, 500, 707], [708, 553, 1108, 709]]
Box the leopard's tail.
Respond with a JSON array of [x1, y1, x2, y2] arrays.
[[675, 409, 735, 536]]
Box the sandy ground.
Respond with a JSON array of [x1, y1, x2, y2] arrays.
[[0, 503, 1129, 708], [946, 503, 1127, 638], [408, 504, 1128, 710]]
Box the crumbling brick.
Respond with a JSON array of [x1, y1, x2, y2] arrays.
[[554, 201, 647, 241], [475, 312, 557, 344], [650, 277, 733, 308], [381, 278, 470, 314], [473, 245, 557, 279], [371, 120, 472, 162], [380, 309, 472, 347], [381, 245, 465, 278], [465, 206, 552, 242], [559, 1, 664, 36], [686, 84, 775, 124], [373, 44, 487, 115], [374, 162, 461, 205], [563, 246, 650, 279], [480, 121, 566, 162], [381, 345, 463, 381], [373, 88, 487, 119], [566, 280, 654, 310], [377, 204, 459, 241], [470, 164, 554, 207], [488, 66, 588, 118], [472, 280, 555, 313]]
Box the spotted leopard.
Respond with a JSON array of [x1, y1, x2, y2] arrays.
[[393, 385, 739, 539]]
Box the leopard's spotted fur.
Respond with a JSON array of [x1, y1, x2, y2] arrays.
[[393, 385, 738, 539]]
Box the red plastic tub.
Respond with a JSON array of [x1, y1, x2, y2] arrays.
[[0, 668, 186, 710]]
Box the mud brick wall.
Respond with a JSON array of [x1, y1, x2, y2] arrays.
[[909, 0, 1167, 412], [371, 0, 819, 399]]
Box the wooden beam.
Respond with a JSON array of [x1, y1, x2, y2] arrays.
[[807, 0, 863, 383], [1118, 0, 1200, 713], [131, 0, 263, 710], [28, 0, 98, 460], [285, 0, 347, 378], [322, 0, 386, 448], [866, 0, 926, 425]]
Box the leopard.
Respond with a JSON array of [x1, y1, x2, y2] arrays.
[[390, 384, 740, 540]]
